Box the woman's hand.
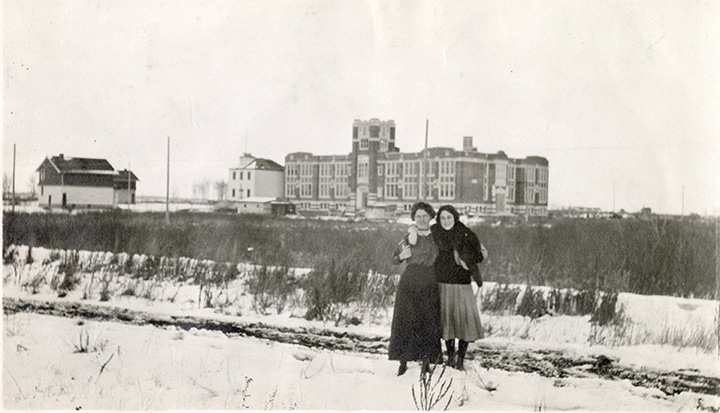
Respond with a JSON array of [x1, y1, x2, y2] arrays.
[[453, 250, 470, 270], [407, 225, 418, 245], [398, 245, 412, 261]]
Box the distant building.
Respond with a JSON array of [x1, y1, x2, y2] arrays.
[[214, 197, 295, 216], [114, 169, 140, 204], [234, 197, 276, 215], [284, 118, 549, 216], [36, 154, 139, 209], [639, 207, 653, 220], [551, 206, 602, 219], [227, 154, 285, 201]]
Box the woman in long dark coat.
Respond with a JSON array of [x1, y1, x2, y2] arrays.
[[388, 202, 442, 376], [431, 204, 485, 371]]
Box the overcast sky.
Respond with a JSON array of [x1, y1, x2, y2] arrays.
[[3, 0, 719, 215]]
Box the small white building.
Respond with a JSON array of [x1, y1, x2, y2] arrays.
[[113, 169, 140, 205], [228, 154, 284, 201], [235, 197, 276, 214]]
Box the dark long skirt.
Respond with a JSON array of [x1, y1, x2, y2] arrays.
[[388, 264, 442, 362]]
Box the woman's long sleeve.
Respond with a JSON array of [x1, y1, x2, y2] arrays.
[[457, 228, 484, 268], [392, 234, 409, 265]]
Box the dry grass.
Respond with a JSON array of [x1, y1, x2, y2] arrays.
[[588, 304, 717, 353], [73, 324, 109, 354], [5, 211, 716, 298]]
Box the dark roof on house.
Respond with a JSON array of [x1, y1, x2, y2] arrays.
[[114, 170, 140, 182], [39, 155, 115, 174], [247, 158, 284, 171]]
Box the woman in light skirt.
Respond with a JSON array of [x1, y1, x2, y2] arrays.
[[431, 205, 485, 370]]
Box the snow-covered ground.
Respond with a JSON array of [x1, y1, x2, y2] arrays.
[[117, 201, 214, 213], [3, 245, 720, 411], [6, 312, 715, 411], [3, 201, 214, 214]]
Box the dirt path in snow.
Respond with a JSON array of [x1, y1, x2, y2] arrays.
[[4, 297, 719, 398]]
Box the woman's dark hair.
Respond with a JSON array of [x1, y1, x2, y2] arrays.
[[411, 202, 435, 220], [437, 204, 460, 223]]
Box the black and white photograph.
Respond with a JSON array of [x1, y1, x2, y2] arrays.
[[2, 0, 719, 411]]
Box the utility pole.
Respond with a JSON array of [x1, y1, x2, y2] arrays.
[[165, 136, 170, 224], [128, 163, 131, 205], [12, 143, 16, 213], [612, 182, 615, 212], [681, 186, 685, 217]]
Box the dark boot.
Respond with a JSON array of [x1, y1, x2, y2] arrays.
[[456, 340, 469, 371], [444, 340, 456, 368], [397, 360, 408, 376]]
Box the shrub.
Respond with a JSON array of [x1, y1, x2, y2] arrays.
[[136, 255, 159, 280], [591, 292, 618, 326], [358, 271, 398, 313], [4, 246, 16, 265], [122, 254, 135, 274], [208, 262, 240, 288], [516, 287, 548, 319], [303, 275, 329, 321], [26, 271, 45, 294], [99, 289, 111, 302], [302, 256, 367, 324], [588, 304, 632, 347], [482, 284, 522, 314], [569, 289, 597, 316], [57, 252, 81, 295], [73, 325, 109, 353], [245, 265, 299, 315], [25, 246, 34, 265], [99, 272, 114, 302], [121, 282, 137, 297]]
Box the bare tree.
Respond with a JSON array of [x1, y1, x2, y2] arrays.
[[214, 181, 228, 201], [27, 174, 37, 199], [191, 179, 211, 200], [3, 174, 10, 200]]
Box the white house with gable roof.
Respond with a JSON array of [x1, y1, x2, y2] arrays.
[[36, 154, 139, 209], [227, 153, 284, 202]]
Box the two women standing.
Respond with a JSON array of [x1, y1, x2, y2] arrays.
[[389, 202, 485, 375]]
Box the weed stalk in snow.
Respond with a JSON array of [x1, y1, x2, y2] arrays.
[[412, 363, 454, 411]]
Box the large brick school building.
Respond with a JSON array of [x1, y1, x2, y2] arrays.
[[284, 118, 548, 216]]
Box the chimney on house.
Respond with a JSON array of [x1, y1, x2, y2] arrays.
[[463, 137, 476, 152], [59, 153, 64, 160]]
